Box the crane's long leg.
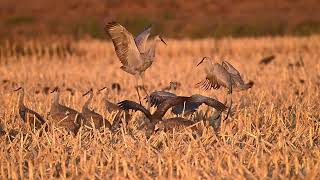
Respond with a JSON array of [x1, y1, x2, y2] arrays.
[[140, 77, 151, 110], [140, 75, 149, 98], [223, 91, 232, 121], [135, 77, 142, 105]]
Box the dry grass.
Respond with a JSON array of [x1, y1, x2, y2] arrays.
[[0, 36, 320, 179]]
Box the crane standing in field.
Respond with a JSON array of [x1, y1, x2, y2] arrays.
[[14, 87, 46, 132], [82, 88, 111, 130], [50, 87, 85, 134], [98, 87, 132, 132], [105, 21, 167, 104]]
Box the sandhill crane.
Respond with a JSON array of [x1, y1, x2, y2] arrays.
[[196, 57, 253, 93], [98, 87, 131, 132], [118, 95, 227, 136], [14, 87, 46, 132], [196, 57, 253, 112], [98, 87, 122, 113], [82, 88, 111, 130], [105, 21, 167, 103], [49, 87, 85, 134]]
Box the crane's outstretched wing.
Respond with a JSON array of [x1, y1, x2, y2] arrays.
[[190, 94, 227, 112], [134, 25, 152, 52], [197, 63, 233, 94], [146, 91, 200, 115], [196, 76, 221, 90], [221, 61, 245, 84], [105, 22, 142, 67], [118, 100, 152, 119], [145, 90, 177, 107], [171, 101, 201, 115], [152, 96, 190, 121]]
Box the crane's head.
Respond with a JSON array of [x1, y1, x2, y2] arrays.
[[155, 35, 167, 45], [83, 88, 93, 96], [50, 87, 59, 93], [13, 87, 23, 92], [196, 57, 211, 67]]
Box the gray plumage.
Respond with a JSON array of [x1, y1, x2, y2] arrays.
[[14, 87, 46, 131], [118, 95, 226, 136], [105, 22, 166, 103], [98, 87, 132, 132], [105, 22, 166, 77], [82, 88, 111, 130], [99, 87, 124, 113], [221, 61, 254, 91], [146, 90, 201, 115], [134, 24, 152, 53], [196, 57, 253, 93], [155, 117, 196, 132], [49, 87, 85, 134]]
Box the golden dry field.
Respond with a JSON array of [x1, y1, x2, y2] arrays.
[[0, 36, 320, 179]]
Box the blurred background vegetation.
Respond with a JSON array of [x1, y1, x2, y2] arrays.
[[0, 0, 319, 39]]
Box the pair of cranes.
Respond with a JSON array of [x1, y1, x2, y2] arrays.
[[105, 22, 253, 99]]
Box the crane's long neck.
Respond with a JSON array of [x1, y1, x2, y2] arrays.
[[83, 92, 93, 111], [18, 90, 25, 107], [52, 91, 60, 105]]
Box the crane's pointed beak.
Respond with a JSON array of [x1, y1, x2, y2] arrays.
[[98, 87, 107, 92], [159, 36, 167, 45], [83, 89, 92, 96], [13, 87, 22, 91], [50, 87, 58, 93], [196, 57, 206, 67]]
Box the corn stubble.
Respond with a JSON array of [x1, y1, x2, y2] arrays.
[[0, 36, 319, 179]]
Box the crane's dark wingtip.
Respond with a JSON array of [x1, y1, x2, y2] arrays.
[[117, 100, 136, 111], [117, 101, 127, 110]]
